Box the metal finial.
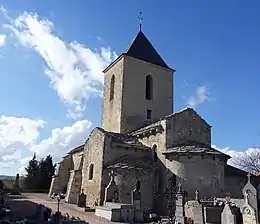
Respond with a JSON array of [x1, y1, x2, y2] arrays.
[[138, 12, 143, 31]]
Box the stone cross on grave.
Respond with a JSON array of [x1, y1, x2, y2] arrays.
[[247, 173, 251, 183], [195, 190, 199, 201]]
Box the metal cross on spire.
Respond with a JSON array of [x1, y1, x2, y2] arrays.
[[138, 12, 143, 31]]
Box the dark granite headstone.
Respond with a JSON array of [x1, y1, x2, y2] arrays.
[[77, 190, 86, 208], [131, 181, 141, 209], [11, 174, 21, 195], [132, 189, 141, 209]]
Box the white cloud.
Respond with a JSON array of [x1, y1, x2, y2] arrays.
[[0, 116, 45, 148], [0, 116, 45, 175], [0, 34, 6, 47], [212, 144, 260, 173], [4, 10, 117, 119], [186, 86, 210, 108], [0, 116, 92, 175], [30, 119, 92, 162]]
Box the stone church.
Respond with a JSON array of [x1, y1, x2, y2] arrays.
[[49, 28, 250, 214]]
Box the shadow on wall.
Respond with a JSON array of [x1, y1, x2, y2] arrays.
[[101, 152, 173, 216]]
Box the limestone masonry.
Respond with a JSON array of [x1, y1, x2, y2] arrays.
[[49, 29, 260, 222]]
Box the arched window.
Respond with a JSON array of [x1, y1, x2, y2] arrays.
[[88, 164, 94, 180], [145, 75, 153, 100], [151, 144, 158, 162], [110, 75, 115, 101]]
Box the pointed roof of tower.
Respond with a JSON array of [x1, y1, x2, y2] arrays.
[[124, 31, 169, 69], [103, 30, 174, 73]]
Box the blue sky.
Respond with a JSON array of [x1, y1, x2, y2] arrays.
[[0, 0, 259, 175]]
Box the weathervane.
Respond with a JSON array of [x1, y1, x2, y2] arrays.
[[138, 12, 143, 31]]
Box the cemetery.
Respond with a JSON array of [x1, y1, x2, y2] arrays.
[[0, 7, 259, 224], [45, 24, 260, 224], [1, 170, 260, 224]]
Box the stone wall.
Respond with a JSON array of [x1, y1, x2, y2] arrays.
[[135, 120, 170, 213], [103, 139, 150, 167], [81, 128, 106, 207], [48, 176, 61, 196], [166, 154, 225, 199], [101, 57, 124, 133], [65, 170, 82, 204], [165, 108, 211, 148], [101, 131, 153, 206], [72, 151, 84, 170], [102, 55, 174, 134], [58, 155, 73, 191], [49, 154, 73, 195], [225, 177, 246, 198], [65, 153, 84, 204], [121, 56, 173, 133], [81, 127, 154, 207], [224, 165, 248, 198], [112, 170, 155, 209]]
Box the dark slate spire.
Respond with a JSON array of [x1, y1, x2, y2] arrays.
[[124, 31, 170, 69]]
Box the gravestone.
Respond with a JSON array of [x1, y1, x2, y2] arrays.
[[131, 181, 141, 209], [104, 170, 119, 204], [14, 174, 19, 187], [221, 201, 236, 224], [12, 174, 21, 195], [241, 204, 257, 224], [241, 191, 257, 224], [77, 189, 86, 208], [175, 183, 186, 224], [242, 173, 258, 221], [120, 204, 135, 223], [185, 190, 204, 224]]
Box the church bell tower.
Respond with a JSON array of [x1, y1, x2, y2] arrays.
[[101, 26, 175, 134]]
